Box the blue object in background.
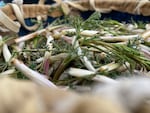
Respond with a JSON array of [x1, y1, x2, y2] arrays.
[[101, 11, 150, 23], [0, 1, 5, 7], [81, 11, 150, 23]]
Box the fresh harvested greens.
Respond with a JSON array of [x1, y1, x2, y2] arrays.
[[0, 12, 150, 87]]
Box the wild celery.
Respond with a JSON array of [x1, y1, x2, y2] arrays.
[[0, 11, 150, 86]]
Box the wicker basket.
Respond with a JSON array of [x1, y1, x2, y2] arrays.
[[0, 0, 150, 35]]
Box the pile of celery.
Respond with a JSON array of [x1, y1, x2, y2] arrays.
[[0, 12, 150, 87]]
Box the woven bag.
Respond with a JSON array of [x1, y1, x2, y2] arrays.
[[0, 0, 150, 34]]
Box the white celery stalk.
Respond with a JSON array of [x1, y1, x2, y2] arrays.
[[98, 62, 121, 72], [93, 75, 117, 84], [72, 36, 96, 72], [80, 30, 99, 36], [0, 69, 15, 76], [142, 30, 150, 39], [3, 45, 56, 88], [68, 68, 117, 84], [15, 29, 46, 43], [0, 69, 16, 76], [100, 35, 139, 42], [3, 44, 12, 62], [62, 28, 98, 36], [12, 58, 57, 88], [68, 67, 95, 77]]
